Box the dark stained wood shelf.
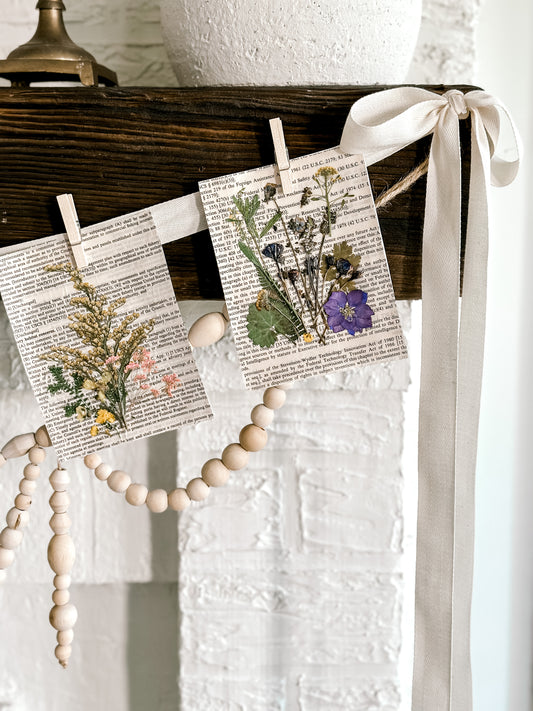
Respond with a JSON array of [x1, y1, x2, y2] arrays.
[[0, 85, 474, 299]]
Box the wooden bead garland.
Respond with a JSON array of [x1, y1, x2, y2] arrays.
[[82, 383, 292, 513], [0, 441, 44, 580], [187, 310, 229, 347], [48, 466, 77, 668], [0, 311, 294, 667]]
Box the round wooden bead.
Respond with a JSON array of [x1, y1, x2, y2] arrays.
[[188, 311, 228, 347], [23, 463, 40, 481], [47, 534, 75, 575], [49, 513, 71, 535], [55, 643, 72, 667], [251, 404, 274, 428], [168, 488, 191, 511], [54, 574, 72, 591], [263, 386, 286, 410], [28, 446, 46, 465], [49, 491, 70, 514], [57, 629, 74, 646], [0, 547, 15, 569], [186, 477, 210, 501], [239, 424, 268, 452], [146, 489, 168, 513], [0, 453, 5, 468], [125, 483, 148, 506], [1, 432, 36, 460], [52, 588, 70, 606], [94, 462, 112, 481], [221, 443, 249, 470], [6, 507, 29, 530], [35, 425, 52, 448], [107, 470, 131, 493], [49, 603, 78, 631], [49, 468, 70, 491], [14, 494, 32, 511], [84, 452, 102, 470], [201, 458, 230, 487], [0, 527, 23, 550], [19, 478, 36, 496]]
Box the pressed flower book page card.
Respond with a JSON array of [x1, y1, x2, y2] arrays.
[[199, 147, 407, 389], [0, 209, 212, 460]]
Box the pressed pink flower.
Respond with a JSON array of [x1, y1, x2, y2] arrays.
[[151, 388, 160, 398], [139, 383, 150, 390], [134, 373, 147, 382], [104, 355, 120, 365], [161, 372, 181, 397], [131, 347, 157, 374], [125, 362, 140, 372]]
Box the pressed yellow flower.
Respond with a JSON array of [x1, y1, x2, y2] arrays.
[[75, 406, 87, 421], [314, 166, 338, 179], [95, 409, 116, 425], [83, 379, 96, 390], [97, 391, 106, 402], [303, 333, 313, 343], [90, 425, 99, 437]]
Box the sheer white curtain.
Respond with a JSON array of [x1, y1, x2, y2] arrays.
[[473, 1, 533, 709]]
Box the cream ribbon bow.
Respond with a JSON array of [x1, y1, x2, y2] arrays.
[[341, 87, 520, 711]]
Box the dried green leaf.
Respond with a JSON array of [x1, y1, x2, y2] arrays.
[[246, 295, 303, 347], [246, 304, 280, 347], [342, 280, 358, 292], [332, 240, 355, 263], [260, 211, 282, 238]]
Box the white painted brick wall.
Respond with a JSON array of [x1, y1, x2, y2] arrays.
[[177, 303, 411, 710], [0, 2, 478, 709]]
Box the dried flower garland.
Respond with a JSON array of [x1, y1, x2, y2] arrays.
[[0, 156, 430, 667]]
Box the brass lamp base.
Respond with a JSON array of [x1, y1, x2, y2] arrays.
[[0, 0, 117, 87]]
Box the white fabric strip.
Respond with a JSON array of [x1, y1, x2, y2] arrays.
[[0, 191, 208, 258], [152, 191, 208, 245], [339, 87, 520, 711]]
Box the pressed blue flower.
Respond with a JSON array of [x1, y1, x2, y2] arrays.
[[262, 243, 284, 261], [335, 258, 352, 276], [288, 217, 306, 234], [323, 289, 374, 335]]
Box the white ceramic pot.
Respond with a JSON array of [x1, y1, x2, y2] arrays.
[[160, 0, 422, 86]]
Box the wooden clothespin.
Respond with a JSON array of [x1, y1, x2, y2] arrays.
[[269, 117, 292, 194], [56, 193, 87, 269]]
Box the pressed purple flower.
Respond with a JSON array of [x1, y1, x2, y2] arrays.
[[323, 289, 374, 335], [262, 243, 284, 261]]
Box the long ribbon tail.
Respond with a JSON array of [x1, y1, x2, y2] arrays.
[[450, 108, 491, 709], [413, 106, 462, 711]]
